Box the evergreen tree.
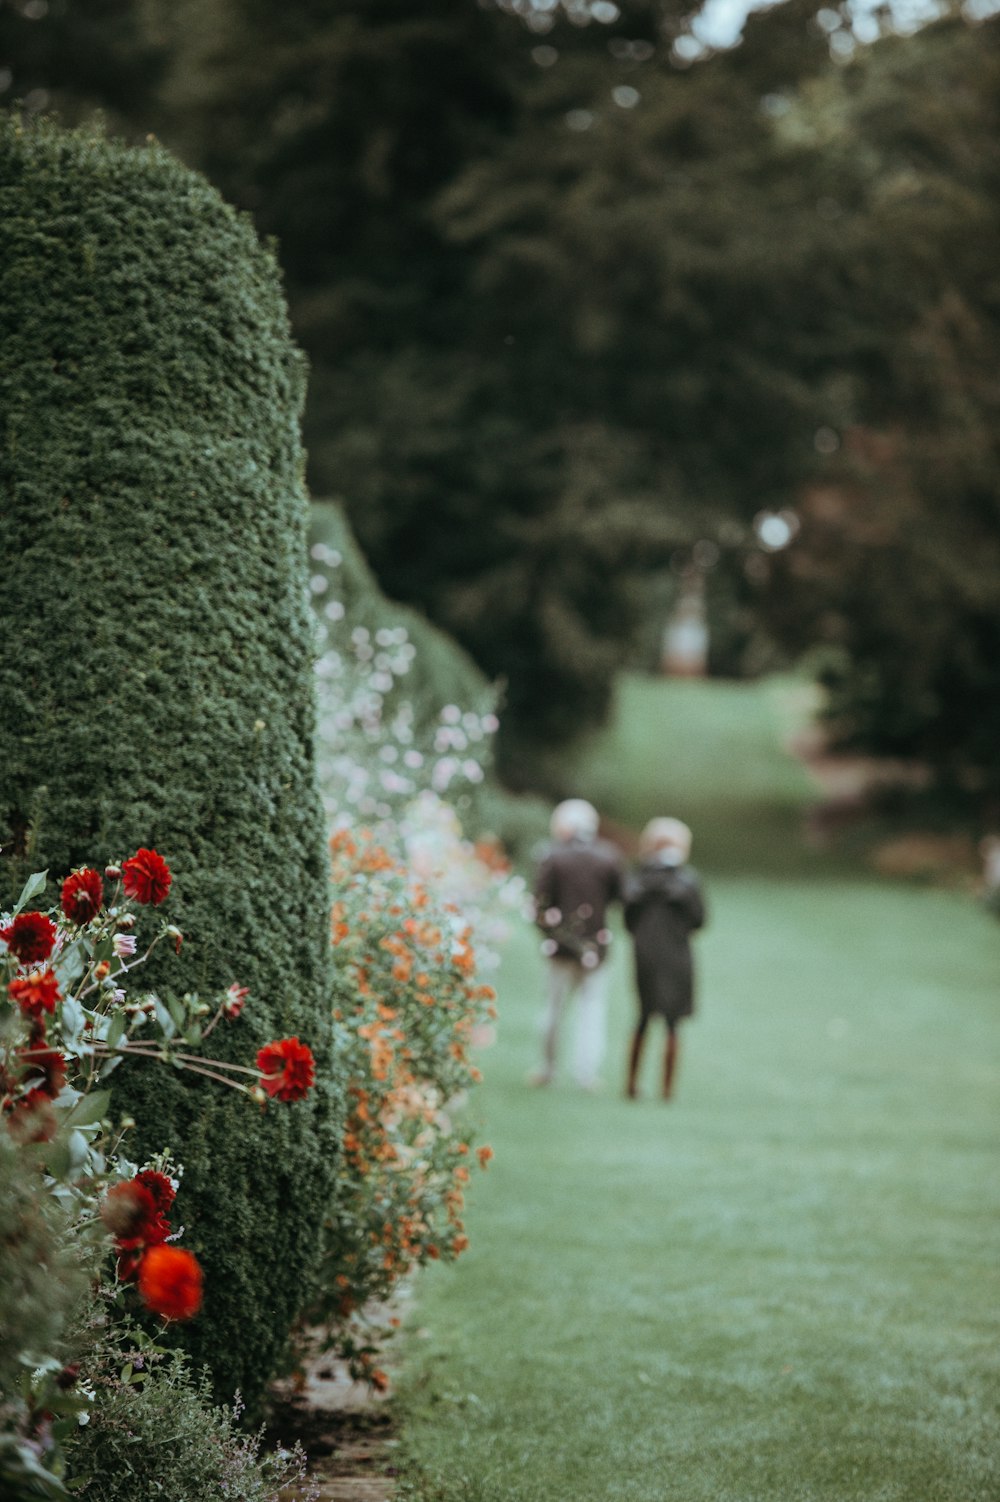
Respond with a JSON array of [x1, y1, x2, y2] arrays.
[[0, 116, 338, 1407]]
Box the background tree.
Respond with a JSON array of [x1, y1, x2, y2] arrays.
[[2, 0, 997, 793], [758, 15, 1000, 794]]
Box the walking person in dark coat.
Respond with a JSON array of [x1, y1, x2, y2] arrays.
[[624, 817, 706, 1101], [531, 799, 625, 1091]]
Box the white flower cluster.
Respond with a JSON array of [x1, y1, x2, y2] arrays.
[[310, 542, 498, 824], [310, 539, 518, 960]]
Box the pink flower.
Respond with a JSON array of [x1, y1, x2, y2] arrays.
[[223, 983, 249, 1020]]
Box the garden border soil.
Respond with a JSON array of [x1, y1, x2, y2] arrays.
[[269, 1339, 398, 1501]]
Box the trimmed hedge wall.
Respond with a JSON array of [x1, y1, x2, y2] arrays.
[[0, 117, 338, 1408]]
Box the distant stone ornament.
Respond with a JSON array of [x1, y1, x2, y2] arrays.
[[662, 573, 708, 678]]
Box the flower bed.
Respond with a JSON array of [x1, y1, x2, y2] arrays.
[[0, 856, 317, 1497], [308, 829, 499, 1387]]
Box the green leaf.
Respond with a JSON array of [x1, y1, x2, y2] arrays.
[[44, 1137, 72, 1180], [60, 995, 84, 1049], [66, 1089, 112, 1128], [166, 994, 187, 1029], [12, 869, 48, 914], [57, 937, 89, 987], [67, 1130, 90, 1171], [105, 1012, 126, 1050], [97, 1054, 123, 1083], [153, 996, 177, 1039]]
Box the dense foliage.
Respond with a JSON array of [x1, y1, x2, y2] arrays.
[[0, 117, 337, 1408], [65, 1339, 309, 1502], [3, 3, 999, 784], [310, 500, 498, 822], [4, 3, 998, 785]]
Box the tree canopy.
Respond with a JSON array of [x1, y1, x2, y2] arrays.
[[3, 0, 997, 788]]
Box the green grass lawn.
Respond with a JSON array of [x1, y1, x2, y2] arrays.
[[396, 675, 1000, 1502]]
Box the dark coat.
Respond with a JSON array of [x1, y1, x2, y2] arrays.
[[624, 861, 706, 1023], [533, 837, 624, 965]]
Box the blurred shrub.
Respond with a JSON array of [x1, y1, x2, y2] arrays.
[[65, 1336, 309, 1502], [0, 1131, 87, 1500], [0, 117, 337, 1410]]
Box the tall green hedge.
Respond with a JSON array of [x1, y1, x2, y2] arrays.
[[0, 117, 338, 1408]]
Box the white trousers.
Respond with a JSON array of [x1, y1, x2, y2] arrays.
[[540, 957, 609, 1088]]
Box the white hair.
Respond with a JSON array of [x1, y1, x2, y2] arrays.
[[639, 817, 692, 860], [550, 798, 600, 842]]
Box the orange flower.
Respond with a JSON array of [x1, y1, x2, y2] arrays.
[[452, 1234, 469, 1255], [477, 1145, 494, 1169], [8, 969, 60, 1018], [137, 1245, 203, 1321]]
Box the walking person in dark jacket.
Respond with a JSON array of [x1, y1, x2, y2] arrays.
[[624, 817, 706, 1101], [531, 799, 624, 1091]]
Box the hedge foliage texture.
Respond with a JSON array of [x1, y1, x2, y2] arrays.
[[0, 117, 337, 1407]]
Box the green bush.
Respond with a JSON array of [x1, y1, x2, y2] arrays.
[[0, 116, 338, 1408], [65, 1339, 308, 1502]]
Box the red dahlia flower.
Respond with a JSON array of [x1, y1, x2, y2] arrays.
[[135, 1168, 176, 1215], [8, 969, 61, 1018], [5, 1088, 58, 1145], [121, 848, 172, 906], [138, 1245, 203, 1321], [19, 1045, 67, 1098], [1, 912, 57, 965], [61, 867, 104, 925], [256, 1036, 316, 1102], [100, 1179, 170, 1253]]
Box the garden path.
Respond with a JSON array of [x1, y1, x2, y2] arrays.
[[271, 1341, 396, 1501], [393, 675, 1000, 1502]]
